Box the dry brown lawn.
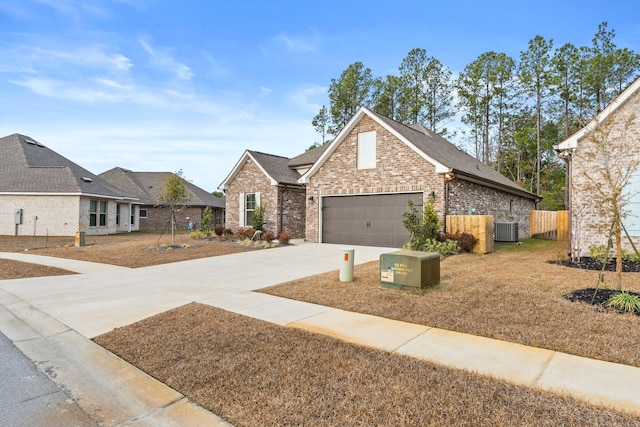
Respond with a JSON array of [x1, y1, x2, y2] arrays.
[[0, 232, 254, 274], [6, 234, 640, 424], [262, 239, 640, 368], [95, 302, 640, 426]]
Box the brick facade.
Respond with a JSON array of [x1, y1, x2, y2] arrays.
[[306, 115, 535, 242], [1, 195, 141, 236], [447, 179, 534, 238], [567, 88, 640, 257], [225, 158, 306, 238], [139, 206, 206, 231], [306, 115, 444, 242]]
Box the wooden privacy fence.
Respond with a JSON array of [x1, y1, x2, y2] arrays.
[[530, 210, 569, 241], [446, 215, 494, 254]]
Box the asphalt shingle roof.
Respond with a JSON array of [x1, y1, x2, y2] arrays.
[[368, 110, 537, 198], [0, 133, 134, 198], [247, 151, 302, 185], [288, 143, 330, 168], [99, 168, 225, 208]]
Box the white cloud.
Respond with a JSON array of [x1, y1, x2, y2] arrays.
[[259, 86, 272, 97], [138, 37, 193, 80], [288, 84, 328, 114], [274, 31, 319, 53]]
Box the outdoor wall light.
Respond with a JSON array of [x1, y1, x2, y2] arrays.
[[308, 196, 314, 204]]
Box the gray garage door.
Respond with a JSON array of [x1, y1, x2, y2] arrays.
[[322, 193, 423, 247]]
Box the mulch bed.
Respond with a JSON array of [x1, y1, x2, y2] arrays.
[[564, 288, 640, 316], [555, 257, 640, 272]]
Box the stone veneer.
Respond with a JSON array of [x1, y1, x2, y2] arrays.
[[568, 88, 640, 257]]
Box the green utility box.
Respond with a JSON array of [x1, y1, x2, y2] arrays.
[[379, 250, 440, 291]]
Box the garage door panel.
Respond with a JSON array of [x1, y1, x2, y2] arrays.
[[322, 193, 423, 247]]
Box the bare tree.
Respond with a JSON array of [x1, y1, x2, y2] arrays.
[[580, 113, 639, 289], [158, 170, 192, 246]]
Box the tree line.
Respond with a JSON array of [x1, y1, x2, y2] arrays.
[[311, 22, 640, 209]]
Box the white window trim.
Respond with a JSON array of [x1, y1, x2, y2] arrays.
[[357, 131, 376, 169]]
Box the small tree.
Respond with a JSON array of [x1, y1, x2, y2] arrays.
[[580, 113, 639, 289], [250, 204, 265, 231], [158, 170, 192, 246], [403, 198, 440, 248], [200, 206, 214, 236]]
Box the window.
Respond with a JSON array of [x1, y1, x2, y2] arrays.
[[357, 131, 376, 169], [245, 193, 256, 225], [116, 204, 120, 225], [624, 172, 640, 236], [214, 209, 224, 226], [130, 206, 135, 226], [89, 200, 107, 227], [140, 209, 148, 218]]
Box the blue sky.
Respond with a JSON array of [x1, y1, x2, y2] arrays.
[[1, 1, 639, 190]]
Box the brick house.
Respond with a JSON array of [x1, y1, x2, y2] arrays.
[[219, 151, 307, 238], [99, 168, 225, 231], [555, 77, 640, 258], [0, 134, 140, 236], [222, 108, 538, 247]]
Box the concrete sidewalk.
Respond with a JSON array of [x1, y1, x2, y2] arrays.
[[2, 242, 640, 425]]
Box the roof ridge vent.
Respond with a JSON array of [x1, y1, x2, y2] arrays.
[[24, 138, 37, 145], [81, 176, 93, 182]]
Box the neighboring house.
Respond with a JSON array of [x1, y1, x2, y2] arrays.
[[555, 77, 640, 258], [100, 168, 225, 231], [222, 107, 539, 247], [219, 151, 307, 238], [0, 134, 140, 236]]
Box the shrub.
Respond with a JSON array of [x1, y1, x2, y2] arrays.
[[263, 231, 275, 242], [200, 206, 214, 235], [441, 232, 478, 252], [588, 244, 608, 263], [251, 204, 266, 231], [189, 230, 209, 240], [278, 232, 291, 245], [405, 238, 459, 259], [237, 227, 256, 239], [606, 291, 640, 313], [223, 228, 234, 236], [214, 225, 224, 236], [403, 198, 440, 248]]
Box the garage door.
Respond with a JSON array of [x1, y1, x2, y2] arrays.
[[322, 193, 423, 247]]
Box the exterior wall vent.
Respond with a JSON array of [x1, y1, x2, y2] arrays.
[[494, 222, 518, 242]]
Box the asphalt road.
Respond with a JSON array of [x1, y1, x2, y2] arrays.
[[0, 331, 95, 427]]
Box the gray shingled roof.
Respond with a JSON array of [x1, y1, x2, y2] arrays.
[[368, 110, 537, 199], [288, 143, 330, 167], [247, 151, 302, 185], [99, 168, 224, 208], [0, 133, 135, 199]]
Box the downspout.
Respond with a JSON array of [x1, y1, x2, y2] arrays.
[[279, 185, 286, 236]]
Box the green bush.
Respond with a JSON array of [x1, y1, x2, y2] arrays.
[[251, 204, 266, 231], [405, 238, 459, 259], [200, 206, 214, 235], [606, 291, 640, 313], [403, 198, 440, 248]]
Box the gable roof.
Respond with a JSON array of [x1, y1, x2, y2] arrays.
[[0, 133, 136, 200], [555, 76, 640, 153], [288, 143, 331, 168], [99, 168, 224, 208], [299, 107, 538, 200], [219, 150, 303, 190]]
